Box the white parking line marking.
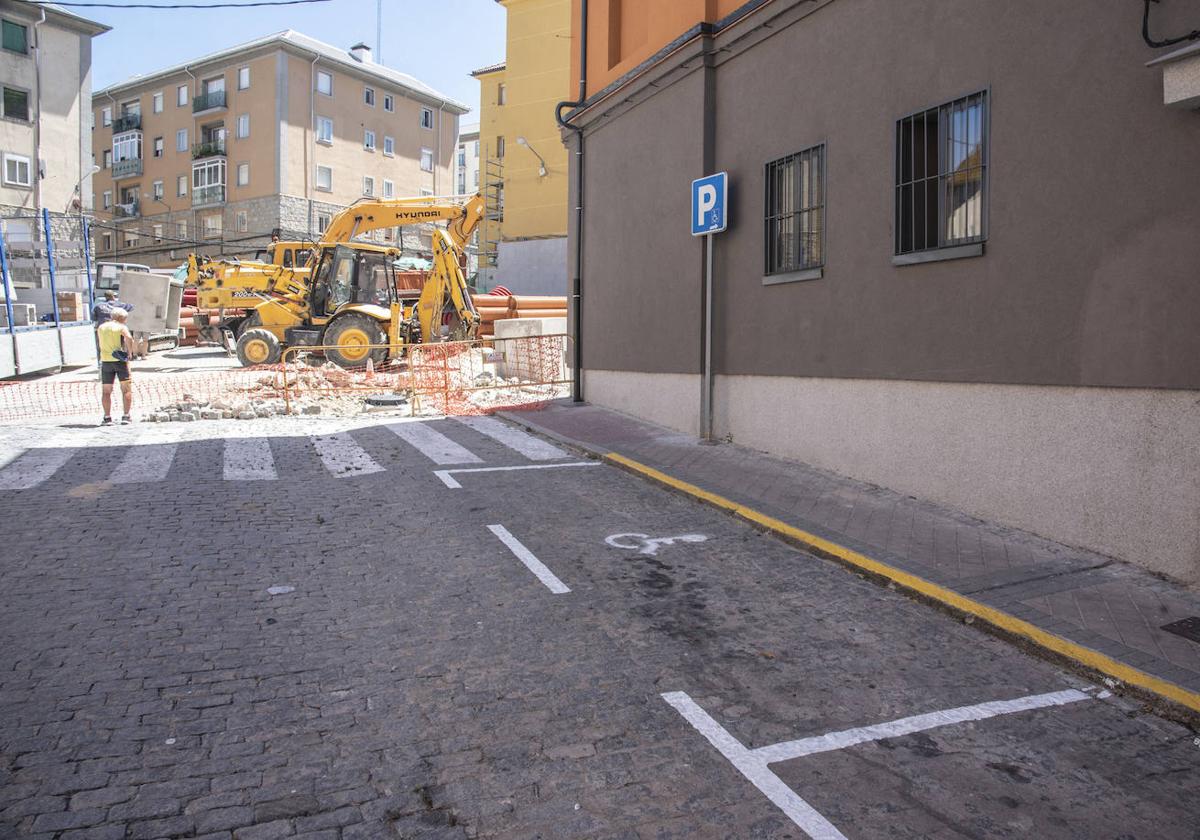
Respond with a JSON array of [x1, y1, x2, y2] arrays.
[[224, 437, 277, 481], [662, 692, 848, 840], [454, 416, 567, 460], [487, 524, 570, 594], [387, 422, 482, 465], [0, 447, 76, 490], [109, 441, 178, 484], [312, 433, 385, 477], [663, 687, 1095, 839], [752, 688, 1091, 764], [434, 461, 600, 489]]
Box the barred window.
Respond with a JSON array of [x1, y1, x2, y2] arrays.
[[895, 91, 987, 256], [764, 144, 825, 275]]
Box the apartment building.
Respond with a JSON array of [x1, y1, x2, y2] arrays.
[[456, 122, 480, 196], [472, 0, 571, 294], [91, 30, 467, 267], [0, 0, 108, 218], [562, 0, 1200, 584]]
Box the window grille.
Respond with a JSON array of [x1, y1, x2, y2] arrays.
[[895, 91, 987, 255], [764, 144, 825, 275]]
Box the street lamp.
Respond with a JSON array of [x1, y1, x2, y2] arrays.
[[515, 136, 548, 177]]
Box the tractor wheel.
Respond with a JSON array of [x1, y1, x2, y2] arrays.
[[236, 328, 282, 367], [323, 313, 386, 368]]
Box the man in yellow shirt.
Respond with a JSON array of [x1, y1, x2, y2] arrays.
[[98, 308, 134, 425]]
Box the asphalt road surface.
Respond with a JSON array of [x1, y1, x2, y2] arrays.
[[1, 416, 1197, 839]]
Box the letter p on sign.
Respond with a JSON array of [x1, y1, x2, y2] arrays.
[[691, 172, 728, 236]]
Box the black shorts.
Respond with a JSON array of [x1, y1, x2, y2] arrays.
[[100, 361, 131, 385]]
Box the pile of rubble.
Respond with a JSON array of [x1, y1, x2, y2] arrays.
[[144, 395, 322, 422]]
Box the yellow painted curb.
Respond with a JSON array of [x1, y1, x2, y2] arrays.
[[605, 452, 1200, 716]]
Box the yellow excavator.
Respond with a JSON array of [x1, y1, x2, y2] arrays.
[[187, 192, 485, 367]]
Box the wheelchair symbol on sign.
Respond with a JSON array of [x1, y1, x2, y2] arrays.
[[605, 533, 708, 557]]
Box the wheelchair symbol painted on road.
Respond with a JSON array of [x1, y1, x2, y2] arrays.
[[605, 533, 708, 556]]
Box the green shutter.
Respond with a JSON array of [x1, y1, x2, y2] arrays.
[[2, 20, 28, 54]]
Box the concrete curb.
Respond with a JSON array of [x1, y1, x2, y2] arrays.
[[496, 409, 1200, 726]]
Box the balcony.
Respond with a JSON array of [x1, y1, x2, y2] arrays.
[[193, 90, 226, 113], [112, 113, 141, 132], [191, 139, 227, 160], [114, 200, 140, 219], [111, 158, 143, 179], [192, 185, 226, 207]]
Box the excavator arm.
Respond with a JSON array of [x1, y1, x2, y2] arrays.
[[321, 193, 486, 251]]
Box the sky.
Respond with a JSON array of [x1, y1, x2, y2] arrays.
[[83, 0, 506, 122]]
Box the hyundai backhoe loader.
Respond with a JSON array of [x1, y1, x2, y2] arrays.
[[185, 193, 485, 367]]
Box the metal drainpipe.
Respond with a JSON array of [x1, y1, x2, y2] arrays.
[[308, 53, 319, 238], [32, 7, 46, 216], [554, 0, 588, 402]]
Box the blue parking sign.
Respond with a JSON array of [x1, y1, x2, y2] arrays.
[[691, 172, 728, 236]]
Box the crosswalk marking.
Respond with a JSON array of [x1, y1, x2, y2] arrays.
[[386, 421, 483, 465], [224, 437, 277, 481], [454, 416, 567, 461], [312, 432, 384, 477], [0, 447, 76, 490], [110, 440, 177, 484]]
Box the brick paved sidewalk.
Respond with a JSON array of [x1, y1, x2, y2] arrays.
[[500, 401, 1200, 717]]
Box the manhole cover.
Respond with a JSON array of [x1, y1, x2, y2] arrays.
[[364, 393, 409, 407], [1160, 616, 1200, 644]]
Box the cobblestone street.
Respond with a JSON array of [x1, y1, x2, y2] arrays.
[[1, 416, 1197, 839]]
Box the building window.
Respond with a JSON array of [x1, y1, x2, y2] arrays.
[[152, 223, 164, 242], [315, 165, 332, 191], [317, 213, 331, 234], [473, 170, 479, 188], [101, 106, 112, 126], [363, 129, 375, 151], [102, 149, 112, 169], [364, 86, 375, 106], [177, 174, 187, 196], [238, 66, 250, 90], [495, 135, 505, 159], [236, 210, 248, 232], [203, 214, 222, 239], [153, 136, 164, 157], [363, 175, 374, 197], [420, 107, 434, 129], [497, 83, 506, 106], [764, 144, 825, 275], [420, 188, 433, 197], [420, 147, 434, 172], [176, 128, 188, 152], [236, 113, 250, 139], [152, 92, 163, 113], [102, 233, 112, 251], [2, 19, 29, 54], [237, 162, 249, 186], [316, 70, 332, 96], [895, 91, 988, 256], [2, 86, 30, 121], [2, 153, 31, 187], [316, 116, 333, 144], [152, 180, 164, 200], [177, 84, 188, 106], [383, 136, 394, 156], [102, 190, 112, 209], [383, 179, 394, 198], [384, 94, 394, 112], [176, 220, 187, 238], [125, 231, 139, 247], [193, 158, 226, 204], [473, 140, 479, 156], [113, 131, 142, 162], [457, 146, 466, 167]]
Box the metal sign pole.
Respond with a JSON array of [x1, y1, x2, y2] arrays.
[[43, 208, 65, 367], [701, 232, 714, 442]]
